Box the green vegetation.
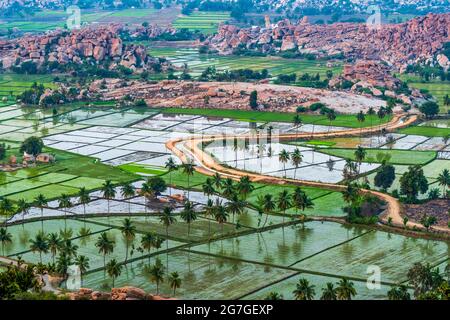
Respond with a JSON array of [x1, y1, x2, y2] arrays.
[[160, 108, 391, 128], [317, 148, 436, 165], [172, 11, 230, 34], [398, 126, 450, 137]]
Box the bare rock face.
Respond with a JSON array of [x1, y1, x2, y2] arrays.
[[437, 54, 450, 71], [205, 13, 450, 70], [341, 60, 402, 89], [67, 286, 173, 300], [0, 25, 170, 73]]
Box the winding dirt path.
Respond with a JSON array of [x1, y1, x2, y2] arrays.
[[166, 113, 449, 234]]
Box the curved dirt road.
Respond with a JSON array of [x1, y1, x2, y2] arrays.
[[166, 113, 449, 234]]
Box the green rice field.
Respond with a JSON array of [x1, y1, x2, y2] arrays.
[[172, 11, 230, 34]]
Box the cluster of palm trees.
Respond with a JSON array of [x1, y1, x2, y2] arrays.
[[278, 148, 303, 179], [265, 277, 357, 300], [437, 169, 450, 198], [27, 229, 90, 282]]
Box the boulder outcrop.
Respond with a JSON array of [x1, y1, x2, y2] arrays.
[[205, 13, 450, 71]]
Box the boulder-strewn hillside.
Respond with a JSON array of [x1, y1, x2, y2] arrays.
[[204, 13, 450, 71], [0, 25, 172, 73]]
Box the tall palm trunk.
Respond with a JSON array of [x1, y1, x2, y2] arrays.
[[166, 226, 169, 273]]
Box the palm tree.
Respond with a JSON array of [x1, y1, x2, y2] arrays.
[[367, 107, 375, 146], [75, 255, 90, 284], [387, 285, 411, 300], [165, 157, 178, 195], [58, 193, 72, 231], [182, 161, 195, 199], [202, 178, 215, 200], [180, 201, 197, 240], [232, 137, 239, 167], [261, 194, 275, 228], [277, 190, 292, 225], [326, 109, 336, 133], [293, 114, 302, 138], [320, 282, 337, 300], [377, 107, 386, 142], [437, 169, 450, 198], [101, 180, 116, 220], [204, 199, 215, 237], [278, 149, 290, 178], [214, 203, 228, 249], [168, 271, 182, 296], [106, 259, 122, 288], [47, 232, 61, 264], [78, 187, 90, 226], [95, 232, 115, 271], [121, 183, 135, 215], [356, 110, 365, 141], [293, 278, 316, 300], [226, 193, 246, 224], [148, 260, 165, 295], [29, 231, 49, 263], [141, 232, 156, 263], [236, 176, 254, 200], [0, 227, 12, 256], [59, 239, 78, 259], [0, 198, 14, 220], [140, 181, 151, 215], [120, 218, 136, 263], [292, 187, 304, 215], [221, 178, 235, 198], [291, 148, 303, 179], [336, 278, 357, 300], [212, 172, 222, 190], [160, 206, 176, 271], [354, 146, 367, 175], [34, 194, 47, 232], [17, 198, 30, 226]]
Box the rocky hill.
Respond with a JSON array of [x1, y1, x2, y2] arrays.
[[204, 13, 450, 71], [0, 25, 172, 73]]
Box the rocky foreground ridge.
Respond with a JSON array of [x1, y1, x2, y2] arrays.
[[204, 13, 450, 71], [0, 24, 172, 73]]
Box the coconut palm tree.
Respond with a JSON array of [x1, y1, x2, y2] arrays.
[[226, 193, 246, 224], [120, 218, 136, 263], [336, 278, 357, 300], [140, 181, 151, 215], [204, 199, 215, 237], [0, 227, 12, 256], [232, 137, 239, 167], [141, 232, 157, 263], [148, 260, 165, 295], [292, 187, 304, 215], [437, 169, 450, 198], [387, 285, 411, 300], [326, 109, 336, 133], [293, 278, 316, 300], [264, 292, 284, 300], [212, 172, 222, 190], [78, 187, 90, 226], [101, 180, 116, 220], [214, 203, 228, 250], [47, 232, 61, 264], [17, 198, 30, 226], [0, 198, 14, 221], [182, 161, 195, 199], [58, 193, 72, 231], [320, 282, 337, 300], [367, 107, 375, 146], [59, 239, 78, 259], [236, 176, 254, 200], [356, 110, 365, 140], [29, 231, 49, 263], [377, 107, 386, 142], [34, 194, 47, 232], [75, 255, 90, 284], [95, 232, 115, 271], [165, 157, 178, 195], [202, 178, 215, 200], [261, 194, 275, 228], [160, 206, 176, 271], [277, 190, 292, 225], [278, 149, 290, 178], [221, 178, 235, 199], [291, 148, 303, 179], [121, 183, 135, 215], [293, 114, 302, 138], [180, 201, 197, 240], [354, 146, 367, 174], [106, 259, 122, 288], [168, 271, 182, 296]]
